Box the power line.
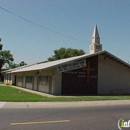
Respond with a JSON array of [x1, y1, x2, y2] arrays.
[[0, 6, 87, 43]]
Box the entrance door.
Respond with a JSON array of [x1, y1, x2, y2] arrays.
[[62, 70, 88, 95]]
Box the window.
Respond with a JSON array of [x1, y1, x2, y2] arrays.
[[17, 76, 23, 82], [38, 76, 50, 86], [5, 74, 11, 80], [8, 74, 11, 80], [4, 74, 8, 80], [26, 76, 33, 83]]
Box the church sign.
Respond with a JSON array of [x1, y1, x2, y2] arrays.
[[57, 60, 86, 73]]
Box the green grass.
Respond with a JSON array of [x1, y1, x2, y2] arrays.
[[0, 85, 130, 102]]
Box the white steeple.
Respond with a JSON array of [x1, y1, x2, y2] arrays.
[[89, 25, 102, 54]]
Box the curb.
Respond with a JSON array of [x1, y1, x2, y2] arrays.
[[1, 100, 130, 109]]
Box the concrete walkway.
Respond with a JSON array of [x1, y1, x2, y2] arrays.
[[10, 85, 56, 97], [0, 100, 130, 109]]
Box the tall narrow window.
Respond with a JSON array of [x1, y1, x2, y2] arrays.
[[25, 76, 33, 84], [38, 76, 50, 86], [17, 76, 23, 82]]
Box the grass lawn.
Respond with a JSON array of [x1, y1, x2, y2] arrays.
[[0, 85, 130, 102]]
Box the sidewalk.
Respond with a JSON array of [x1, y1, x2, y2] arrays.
[[9, 85, 56, 97], [0, 100, 130, 109]]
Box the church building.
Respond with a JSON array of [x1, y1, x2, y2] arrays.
[[4, 25, 130, 95]]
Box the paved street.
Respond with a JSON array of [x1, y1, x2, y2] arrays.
[[0, 105, 130, 130]]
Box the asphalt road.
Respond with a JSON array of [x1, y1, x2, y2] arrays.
[[0, 105, 130, 130]]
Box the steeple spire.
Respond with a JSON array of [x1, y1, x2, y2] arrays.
[[92, 24, 100, 44], [89, 25, 102, 54]]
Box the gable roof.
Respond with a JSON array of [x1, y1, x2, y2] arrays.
[[5, 50, 130, 73]]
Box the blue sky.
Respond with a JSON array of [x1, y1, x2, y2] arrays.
[[0, 0, 130, 64]]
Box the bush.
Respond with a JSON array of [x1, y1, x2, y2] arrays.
[[4, 82, 11, 85]]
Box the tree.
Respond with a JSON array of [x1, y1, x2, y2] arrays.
[[0, 39, 27, 71], [48, 47, 85, 61], [8, 61, 27, 69], [0, 39, 14, 71], [8, 62, 19, 69], [19, 61, 27, 66]]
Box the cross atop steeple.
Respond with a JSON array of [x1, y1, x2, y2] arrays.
[[89, 25, 102, 54]]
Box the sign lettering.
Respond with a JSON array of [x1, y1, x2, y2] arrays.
[[57, 60, 86, 73]]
